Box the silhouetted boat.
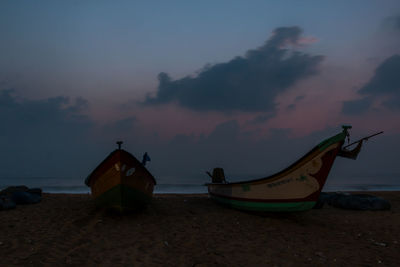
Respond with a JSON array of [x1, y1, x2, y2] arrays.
[[206, 126, 381, 212], [85, 142, 156, 211]]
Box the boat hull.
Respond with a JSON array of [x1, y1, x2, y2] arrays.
[[207, 138, 344, 212], [94, 184, 152, 211], [209, 194, 316, 212], [86, 149, 156, 211]]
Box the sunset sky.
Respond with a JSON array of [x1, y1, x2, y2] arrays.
[[1, 1, 400, 185]]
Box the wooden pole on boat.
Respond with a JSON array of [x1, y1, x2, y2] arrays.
[[116, 141, 123, 150], [343, 131, 383, 149]]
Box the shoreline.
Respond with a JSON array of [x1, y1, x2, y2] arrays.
[[2, 182, 400, 195], [1, 191, 399, 266], [35, 190, 400, 196]]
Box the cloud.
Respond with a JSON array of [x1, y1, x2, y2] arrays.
[[144, 26, 323, 112], [342, 54, 400, 114], [249, 113, 276, 124], [382, 95, 400, 109], [342, 96, 373, 115], [286, 103, 296, 111], [0, 89, 95, 177], [0, 89, 91, 135], [359, 54, 400, 96], [286, 94, 305, 111], [382, 15, 400, 32]]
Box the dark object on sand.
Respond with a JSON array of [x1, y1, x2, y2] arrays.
[[85, 141, 157, 211], [317, 192, 391, 210], [0, 185, 29, 195], [0, 196, 16, 210], [206, 126, 383, 212], [0, 186, 42, 207], [11, 191, 41, 205], [27, 188, 42, 196], [1, 186, 42, 197]]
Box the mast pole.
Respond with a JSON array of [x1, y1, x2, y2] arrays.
[[116, 141, 123, 150]]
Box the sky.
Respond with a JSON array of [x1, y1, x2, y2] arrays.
[[1, 1, 400, 186]]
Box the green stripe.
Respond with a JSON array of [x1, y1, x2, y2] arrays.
[[317, 132, 346, 151], [211, 195, 316, 212], [95, 184, 152, 210]]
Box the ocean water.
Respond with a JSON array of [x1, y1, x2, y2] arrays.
[[1, 176, 400, 194], [0, 177, 209, 194]]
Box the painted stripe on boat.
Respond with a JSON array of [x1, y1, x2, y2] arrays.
[[210, 194, 316, 212], [209, 192, 319, 203]]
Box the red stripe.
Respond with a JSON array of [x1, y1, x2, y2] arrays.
[[209, 192, 319, 203]]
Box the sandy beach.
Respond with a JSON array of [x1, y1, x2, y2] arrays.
[[0, 192, 399, 266]]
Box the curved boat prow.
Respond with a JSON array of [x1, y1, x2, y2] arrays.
[[206, 125, 380, 212]]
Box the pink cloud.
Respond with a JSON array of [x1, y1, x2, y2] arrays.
[[297, 36, 319, 45]]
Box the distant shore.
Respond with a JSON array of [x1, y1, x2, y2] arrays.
[[0, 191, 399, 266], [1, 180, 400, 195]]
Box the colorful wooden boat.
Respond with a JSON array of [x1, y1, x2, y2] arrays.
[[206, 126, 375, 212], [85, 142, 156, 211]]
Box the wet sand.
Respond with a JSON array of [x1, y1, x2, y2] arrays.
[[0, 192, 399, 266]]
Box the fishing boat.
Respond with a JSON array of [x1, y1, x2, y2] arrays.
[[85, 142, 156, 211], [206, 126, 382, 212]]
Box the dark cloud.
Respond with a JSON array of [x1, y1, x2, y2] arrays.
[[286, 95, 305, 111], [382, 15, 400, 32], [0, 89, 91, 135], [342, 96, 373, 115], [383, 95, 400, 109], [249, 113, 276, 124], [342, 54, 400, 114], [343, 16, 400, 115], [204, 120, 240, 143], [0, 89, 95, 177], [359, 54, 400, 96], [144, 26, 323, 112], [286, 103, 296, 111]]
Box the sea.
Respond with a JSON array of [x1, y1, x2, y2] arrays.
[[1, 176, 400, 194]]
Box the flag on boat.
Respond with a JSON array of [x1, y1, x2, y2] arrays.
[[142, 152, 151, 166]]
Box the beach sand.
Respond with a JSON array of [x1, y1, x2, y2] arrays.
[[0, 192, 399, 266]]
